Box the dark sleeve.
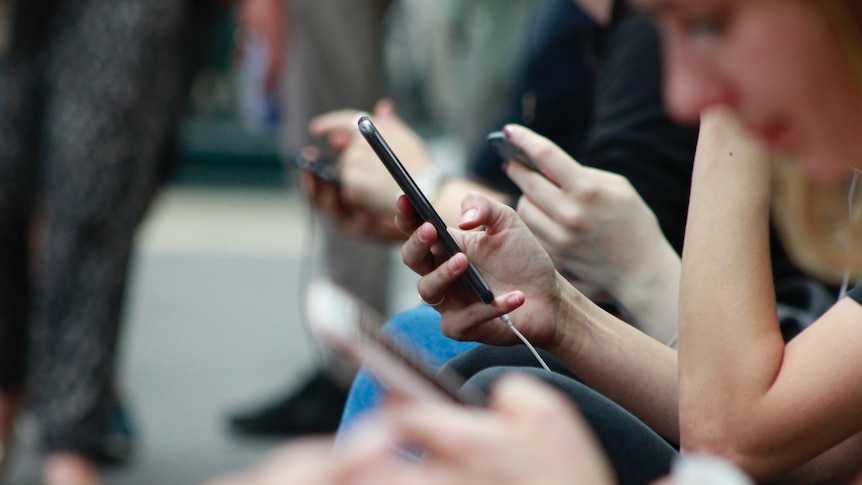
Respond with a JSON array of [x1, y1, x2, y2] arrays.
[[578, 12, 698, 254], [10, 0, 58, 56], [470, 0, 597, 194], [848, 286, 862, 305]]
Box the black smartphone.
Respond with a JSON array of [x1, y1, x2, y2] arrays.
[[357, 115, 495, 304], [486, 131, 541, 172], [292, 150, 342, 186]]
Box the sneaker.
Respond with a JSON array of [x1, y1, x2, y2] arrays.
[[89, 398, 136, 466], [228, 369, 349, 438]]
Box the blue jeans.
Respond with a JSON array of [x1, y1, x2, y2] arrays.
[[336, 307, 677, 485], [335, 304, 478, 442]]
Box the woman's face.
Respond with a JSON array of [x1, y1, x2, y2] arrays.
[[636, 0, 862, 182]]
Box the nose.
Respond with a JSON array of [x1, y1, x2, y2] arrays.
[[662, 40, 734, 124]]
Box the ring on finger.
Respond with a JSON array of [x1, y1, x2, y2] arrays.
[[420, 294, 446, 307]]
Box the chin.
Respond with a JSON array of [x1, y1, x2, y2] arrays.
[[796, 148, 858, 184]]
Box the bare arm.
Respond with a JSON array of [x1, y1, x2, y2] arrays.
[[503, 125, 681, 345], [678, 109, 862, 481], [395, 193, 681, 441]]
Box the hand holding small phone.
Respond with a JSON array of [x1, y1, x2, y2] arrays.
[[358, 115, 495, 304], [307, 280, 483, 405], [292, 148, 341, 186], [487, 130, 559, 186], [487, 131, 541, 172]]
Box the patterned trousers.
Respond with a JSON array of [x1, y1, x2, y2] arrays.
[[0, 0, 192, 456]]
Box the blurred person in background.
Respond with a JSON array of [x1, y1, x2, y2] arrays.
[[228, 0, 537, 439], [305, 0, 837, 468], [0, 0, 213, 483], [227, 0, 397, 439]]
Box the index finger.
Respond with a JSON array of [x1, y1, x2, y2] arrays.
[[308, 109, 366, 137], [502, 124, 585, 192]]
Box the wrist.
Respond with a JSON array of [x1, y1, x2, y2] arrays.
[[411, 165, 447, 204], [612, 241, 681, 346], [544, 272, 590, 362]]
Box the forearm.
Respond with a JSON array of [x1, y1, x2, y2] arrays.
[[677, 110, 786, 460], [612, 238, 681, 347], [547, 272, 681, 442]]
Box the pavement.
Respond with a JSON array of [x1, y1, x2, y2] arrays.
[[3, 184, 409, 485]]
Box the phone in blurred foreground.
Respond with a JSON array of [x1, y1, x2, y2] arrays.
[[307, 280, 483, 405]]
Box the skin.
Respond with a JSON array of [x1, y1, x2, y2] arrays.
[[305, 99, 508, 232], [629, 0, 862, 480], [503, 125, 681, 346], [203, 376, 617, 485], [397, 0, 862, 481], [644, 0, 862, 182], [210, 1, 862, 483], [305, 103, 681, 343]]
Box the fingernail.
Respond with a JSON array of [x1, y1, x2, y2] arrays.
[[502, 124, 516, 138], [448, 254, 463, 271], [460, 208, 479, 225]]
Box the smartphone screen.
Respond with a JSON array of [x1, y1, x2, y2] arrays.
[[357, 115, 494, 304]]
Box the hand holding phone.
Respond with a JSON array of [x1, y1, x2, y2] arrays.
[[292, 149, 341, 186], [357, 115, 495, 304], [487, 131, 541, 172], [307, 280, 483, 405], [487, 130, 560, 186]]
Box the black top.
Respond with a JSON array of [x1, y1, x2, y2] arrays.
[[576, 7, 698, 252], [471, 1, 698, 253], [848, 285, 862, 305]]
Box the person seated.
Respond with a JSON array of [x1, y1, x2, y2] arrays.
[[305, 1, 833, 452], [205, 0, 862, 482]]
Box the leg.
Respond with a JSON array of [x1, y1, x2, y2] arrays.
[[443, 343, 578, 383], [465, 366, 678, 485], [30, 0, 189, 468], [0, 47, 39, 471], [282, 0, 396, 315], [335, 304, 478, 443], [231, 0, 397, 438]]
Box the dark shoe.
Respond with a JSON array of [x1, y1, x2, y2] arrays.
[[90, 399, 136, 466], [228, 369, 348, 438]]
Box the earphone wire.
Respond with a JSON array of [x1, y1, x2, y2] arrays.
[[838, 169, 861, 300], [295, 189, 327, 365], [500, 314, 551, 371]]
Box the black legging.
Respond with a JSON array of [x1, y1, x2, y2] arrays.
[[0, 0, 195, 458], [443, 345, 678, 485]]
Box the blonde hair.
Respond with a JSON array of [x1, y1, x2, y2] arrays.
[[769, 1, 862, 284], [771, 158, 862, 284]]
